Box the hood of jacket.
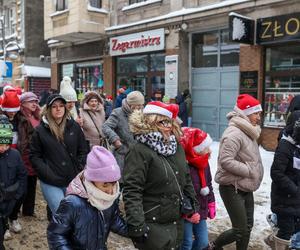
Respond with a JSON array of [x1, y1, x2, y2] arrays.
[[226, 107, 261, 140], [66, 172, 88, 199], [81, 92, 103, 111]]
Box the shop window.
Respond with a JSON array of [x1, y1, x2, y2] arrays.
[[192, 30, 240, 68], [116, 53, 165, 100], [90, 0, 102, 8], [264, 45, 300, 127], [56, 0, 67, 11]]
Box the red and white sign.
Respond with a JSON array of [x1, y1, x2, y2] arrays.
[[110, 28, 165, 56]]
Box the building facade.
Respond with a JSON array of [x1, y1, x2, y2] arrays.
[[0, 0, 51, 94]]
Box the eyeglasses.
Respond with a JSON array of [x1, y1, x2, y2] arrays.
[[158, 119, 173, 128]]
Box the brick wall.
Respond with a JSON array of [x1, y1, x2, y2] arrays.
[[103, 56, 114, 97], [51, 63, 59, 90]]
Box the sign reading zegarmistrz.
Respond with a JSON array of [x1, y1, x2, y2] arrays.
[[257, 12, 300, 44], [109, 28, 165, 56]]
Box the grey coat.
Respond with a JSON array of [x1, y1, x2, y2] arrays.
[[102, 106, 135, 173]]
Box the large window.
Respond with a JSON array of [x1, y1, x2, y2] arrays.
[[56, 0, 67, 11], [116, 53, 165, 101], [192, 30, 239, 68], [89, 0, 102, 8], [264, 45, 300, 127], [129, 0, 146, 4]]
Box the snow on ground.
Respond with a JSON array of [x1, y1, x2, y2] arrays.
[[208, 141, 274, 249]]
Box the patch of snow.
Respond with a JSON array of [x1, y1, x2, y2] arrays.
[[208, 141, 274, 248], [22, 65, 51, 78], [82, 19, 101, 25], [229, 11, 254, 20], [49, 9, 69, 18], [122, 0, 162, 11], [47, 39, 59, 45], [87, 4, 108, 14], [106, 0, 251, 31]]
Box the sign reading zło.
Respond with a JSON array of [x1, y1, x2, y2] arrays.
[[109, 28, 165, 56], [257, 12, 300, 44]]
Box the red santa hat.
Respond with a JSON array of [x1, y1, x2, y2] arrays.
[[143, 101, 179, 119], [236, 94, 262, 116], [1, 90, 20, 112], [180, 127, 213, 196]]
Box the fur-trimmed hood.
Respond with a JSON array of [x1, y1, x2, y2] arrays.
[[129, 110, 158, 135], [81, 91, 103, 107]]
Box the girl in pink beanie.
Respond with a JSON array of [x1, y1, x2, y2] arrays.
[[47, 146, 128, 250]]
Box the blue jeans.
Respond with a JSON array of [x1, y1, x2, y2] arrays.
[[40, 181, 66, 214], [181, 219, 209, 250]]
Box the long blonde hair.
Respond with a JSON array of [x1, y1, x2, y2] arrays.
[[42, 104, 69, 142]]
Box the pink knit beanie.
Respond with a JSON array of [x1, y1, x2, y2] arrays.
[[84, 146, 121, 183]]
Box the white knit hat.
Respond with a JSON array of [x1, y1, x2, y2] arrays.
[[59, 76, 77, 102]]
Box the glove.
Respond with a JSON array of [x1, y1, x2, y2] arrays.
[[131, 225, 149, 245], [208, 202, 216, 219], [183, 212, 200, 224]]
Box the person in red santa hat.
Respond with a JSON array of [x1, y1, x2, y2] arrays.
[[180, 127, 215, 250], [123, 101, 198, 250], [212, 94, 264, 250]]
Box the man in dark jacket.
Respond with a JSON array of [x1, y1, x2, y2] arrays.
[[0, 115, 27, 250]]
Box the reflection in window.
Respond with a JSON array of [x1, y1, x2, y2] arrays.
[[90, 0, 102, 8], [220, 30, 239, 67], [150, 53, 165, 71], [56, 0, 67, 11], [264, 45, 300, 127], [117, 55, 147, 74]]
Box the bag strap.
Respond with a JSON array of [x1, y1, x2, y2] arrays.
[[160, 157, 184, 200], [86, 111, 102, 138]]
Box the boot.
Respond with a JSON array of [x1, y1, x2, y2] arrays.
[[274, 235, 290, 250]]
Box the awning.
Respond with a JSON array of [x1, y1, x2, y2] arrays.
[[22, 65, 51, 78]]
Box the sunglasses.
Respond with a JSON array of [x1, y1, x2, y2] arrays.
[[158, 119, 173, 127]]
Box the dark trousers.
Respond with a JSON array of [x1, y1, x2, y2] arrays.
[[277, 214, 300, 240], [0, 217, 8, 250], [214, 185, 254, 250], [9, 176, 37, 220]]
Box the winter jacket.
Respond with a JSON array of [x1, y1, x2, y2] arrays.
[[30, 117, 88, 187], [271, 135, 300, 216], [0, 148, 27, 217], [189, 163, 215, 219], [80, 96, 105, 148], [114, 93, 126, 108], [17, 112, 39, 176], [215, 107, 264, 192], [175, 94, 188, 127], [47, 173, 127, 250], [123, 142, 197, 250], [102, 102, 135, 172]]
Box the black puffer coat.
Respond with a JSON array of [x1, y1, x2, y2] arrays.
[[271, 136, 300, 216], [30, 117, 88, 187]]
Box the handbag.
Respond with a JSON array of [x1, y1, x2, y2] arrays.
[[86, 111, 111, 150], [161, 157, 194, 216]]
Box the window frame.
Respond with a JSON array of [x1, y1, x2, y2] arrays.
[[56, 0, 67, 11], [129, 0, 145, 4], [89, 0, 102, 8]]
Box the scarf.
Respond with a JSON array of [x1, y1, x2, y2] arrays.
[[121, 99, 132, 115], [229, 116, 261, 140], [180, 128, 209, 195], [84, 179, 120, 211], [135, 132, 177, 156]]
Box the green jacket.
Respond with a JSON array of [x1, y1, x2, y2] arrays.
[[123, 142, 197, 250]]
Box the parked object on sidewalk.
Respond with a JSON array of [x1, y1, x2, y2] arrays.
[[47, 146, 127, 250], [214, 94, 263, 250], [30, 94, 88, 214], [123, 101, 198, 250]]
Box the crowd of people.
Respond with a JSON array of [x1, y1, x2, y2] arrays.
[[0, 78, 299, 250]]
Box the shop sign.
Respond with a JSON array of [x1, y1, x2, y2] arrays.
[[62, 63, 74, 77], [164, 55, 178, 99], [110, 28, 165, 56], [257, 12, 300, 44], [229, 12, 255, 44]]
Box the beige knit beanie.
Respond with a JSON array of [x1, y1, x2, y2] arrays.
[[126, 91, 144, 105]]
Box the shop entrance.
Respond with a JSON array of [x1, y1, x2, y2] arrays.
[[191, 67, 239, 140]]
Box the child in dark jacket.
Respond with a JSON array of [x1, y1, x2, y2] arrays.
[[0, 115, 27, 250], [180, 127, 216, 250], [47, 146, 127, 250]]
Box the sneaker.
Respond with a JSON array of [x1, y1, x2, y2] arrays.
[[4, 230, 12, 241], [10, 219, 22, 233]]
